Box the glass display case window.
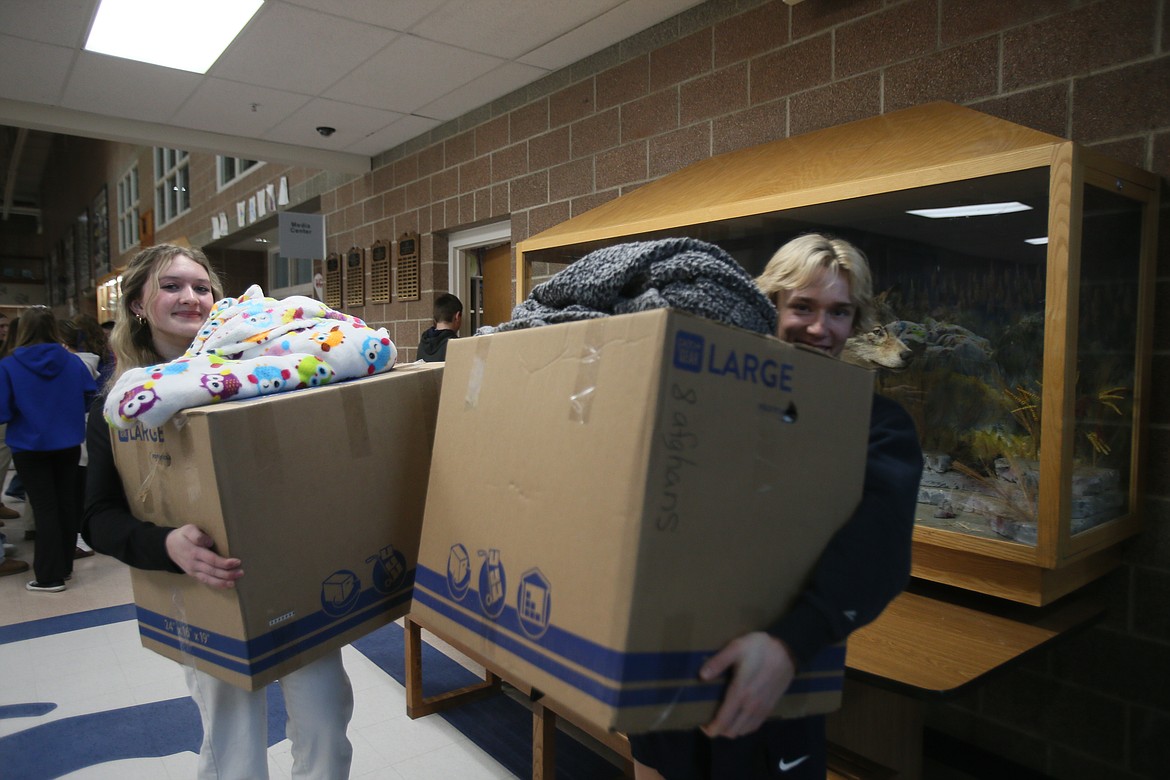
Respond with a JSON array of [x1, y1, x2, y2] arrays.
[[515, 103, 1159, 604]]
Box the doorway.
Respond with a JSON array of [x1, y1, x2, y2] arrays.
[[447, 222, 511, 333]]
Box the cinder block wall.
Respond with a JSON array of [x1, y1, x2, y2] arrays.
[[330, 1, 1170, 777]]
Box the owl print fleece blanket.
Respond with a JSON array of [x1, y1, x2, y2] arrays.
[[104, 284, 397, 429]]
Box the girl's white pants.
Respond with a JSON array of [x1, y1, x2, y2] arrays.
[[184, 649, 354, 779]]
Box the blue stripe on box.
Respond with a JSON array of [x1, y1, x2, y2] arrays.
[[414, 564, 843, 709], [135, 582, 414, 676]]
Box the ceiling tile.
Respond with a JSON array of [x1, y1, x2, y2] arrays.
[[0, 34, 74, 104], [211, 2, 398, 95], [418, 61, 550, 122], [172, 79, 312, 137], [283, 0, 446, 31], [411, 0, 626, 59], [520, 0, 703, 71], [344, 114, 442, 156], [262, 97, 406, 149], [0, 0, 94, 47], [0, 0, 709, 171], [325, 35, 502, 114], [61, 51, 201, 123]]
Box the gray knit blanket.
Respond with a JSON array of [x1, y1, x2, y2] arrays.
[[482, 238, 777, 335]]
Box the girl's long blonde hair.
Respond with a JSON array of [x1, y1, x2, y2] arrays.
[[108, 244, 223, 387]]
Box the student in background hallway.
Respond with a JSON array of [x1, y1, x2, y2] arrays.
[[60, 317, 108, 561], [418, 293, 463, 362], [2, 317, 27, 508], [0, 307, 97, 592], [0, 313, 20, 525], [62, 314, 115, 387], [0, 312, 28, 576]]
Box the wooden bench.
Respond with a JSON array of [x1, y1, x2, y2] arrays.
[[403, 583, 1102, 779], [827, 583, 1104, 778], [404, 615, 894, 779], [403, 615, 633, 778]]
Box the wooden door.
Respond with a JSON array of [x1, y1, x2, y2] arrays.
[[481, 243, 512, 329]]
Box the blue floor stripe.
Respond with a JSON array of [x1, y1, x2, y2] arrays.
[[2, 698, 205, 779], [0, 603, 137, 644], [0, 702, 56, 719], [1, 604, 621, 779]]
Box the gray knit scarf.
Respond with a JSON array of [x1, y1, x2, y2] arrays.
[[481, 237, 777, 336]]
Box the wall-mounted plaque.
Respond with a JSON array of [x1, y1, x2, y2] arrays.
[[63, 229, 76, 301], [75, 211, 91, 294], [322, 253, 342, 308], [92, 185, 110, 278], [395, 231, 420, 301], [344, 246, 365, 307], [368, 239, 391, 304]]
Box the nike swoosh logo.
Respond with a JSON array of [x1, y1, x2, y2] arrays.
[[778, 755, 809, 772]]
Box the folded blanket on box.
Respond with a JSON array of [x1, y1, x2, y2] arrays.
[[480, 237, 777, 336], [105, 284, 397, 429]]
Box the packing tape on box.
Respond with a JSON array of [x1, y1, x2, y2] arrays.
[[569, 319, 605, 424], [643, 609, 701, 729], [247, 403, 280, 464], [121, 422, 168, 516], [242, 380, 372, 460], [752, 404, 787, 495], [466, 336, 491, 408], [164, 579, 205, 676], [340, 382, 372, 458], [135, 448, 160, 516]]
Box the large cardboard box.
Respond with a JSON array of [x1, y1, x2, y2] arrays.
[[113, 362, 444, 690], [411, 309, 874, 734]]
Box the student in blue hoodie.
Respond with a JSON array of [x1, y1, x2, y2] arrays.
[[0, 306, 97, 592]]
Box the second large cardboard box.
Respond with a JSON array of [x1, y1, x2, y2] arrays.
[[411, 310, 874, 734], [112, 362, 444, 690]]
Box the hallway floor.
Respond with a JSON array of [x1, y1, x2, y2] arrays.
[[0, 492, 522, 779], [1, 475, 989, 780]]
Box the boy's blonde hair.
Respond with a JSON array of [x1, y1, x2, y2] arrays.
[[755, 233, 875, 334]]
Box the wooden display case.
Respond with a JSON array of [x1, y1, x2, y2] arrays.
[[513, 102, 1159, 606]]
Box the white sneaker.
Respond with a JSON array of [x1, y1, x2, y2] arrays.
[[26, 580, 67, 593]]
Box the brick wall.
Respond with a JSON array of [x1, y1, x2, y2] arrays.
[[158, 157, 315, 248], [327, 1, 1170, 777]]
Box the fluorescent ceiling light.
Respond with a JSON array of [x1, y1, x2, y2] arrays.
[[907, 202, 1033, 219], [1025, 237, 1049, 245], [86, 0, 263, 74]]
